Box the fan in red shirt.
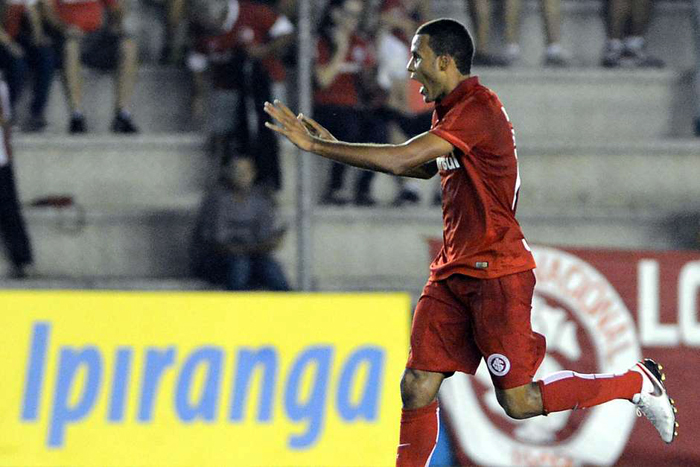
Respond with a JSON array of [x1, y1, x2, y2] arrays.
[[188, 0, 293, 190], [264, 17, 678, 465]]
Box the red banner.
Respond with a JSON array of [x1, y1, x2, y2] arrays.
[[428, 242, 700, 466]]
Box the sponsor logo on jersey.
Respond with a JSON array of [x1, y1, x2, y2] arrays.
[[440, 246, 641, 466], [436, 154, 461, 172]]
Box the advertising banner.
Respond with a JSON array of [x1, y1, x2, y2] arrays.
[[0, 292, 410, 466], [427, 243, 700, 466]]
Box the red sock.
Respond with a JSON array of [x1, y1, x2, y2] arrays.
[[538, 370, 643, 413], [396, 400, 439, 467]]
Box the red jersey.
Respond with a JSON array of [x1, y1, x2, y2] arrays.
[[314, 34, 375, 107], [53, 0, 117, 33], [428, 76, 536, 280], [192, 0, 292, 86], [2, 0, 33, 38]]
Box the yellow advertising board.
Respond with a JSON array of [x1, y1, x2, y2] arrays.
[[0, 291, 410, 466]]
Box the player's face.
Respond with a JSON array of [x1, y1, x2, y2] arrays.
[[407, 34, 444, 103]]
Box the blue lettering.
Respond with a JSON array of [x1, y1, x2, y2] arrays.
[[229, 347, 278, 422], [284, 346, 332, 449], [138, 347, 176, 422], [108, 348, 133, 422], [22, 322, 50, 420], [337, 347, 384, 421], [175, 347, 223, 422], [48, 347, 102, 447]]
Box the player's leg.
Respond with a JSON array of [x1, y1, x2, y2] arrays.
[[504, 0, 522, 64], [472, 270, 678, 443], [602, 0, 631, 66], [540, 0, 569, 66], [535, 360, 677, 442], [624, 0, 664, 67], [315, 105, 360, 205], [397, 281, 482, 467], [62, 36, 85, 132], [466, 0, 491, 57], [495, 368, 642, 418], [25, 42, 56, 131], [113, 35, 139, 133], [396, 368, 444, 467]]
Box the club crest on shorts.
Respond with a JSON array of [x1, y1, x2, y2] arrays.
[[439, 246, 642, 466], [486, 354, 510, 376]]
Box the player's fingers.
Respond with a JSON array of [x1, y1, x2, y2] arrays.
[[263, 101, 285, 121], [265, 102, 300, 130], [300, 115, 324, 133], [264, 121, 290, 136], [273, 100, 298, 120]]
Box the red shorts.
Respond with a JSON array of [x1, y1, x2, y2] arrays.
[[406, 270, 546, 389]]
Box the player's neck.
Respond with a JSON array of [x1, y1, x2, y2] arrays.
[[438, 73, 472, 102]]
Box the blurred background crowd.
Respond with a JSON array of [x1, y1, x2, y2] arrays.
[[1, 0, 699, 292]]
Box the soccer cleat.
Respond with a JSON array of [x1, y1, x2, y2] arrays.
[[632, 359, 677, 444]]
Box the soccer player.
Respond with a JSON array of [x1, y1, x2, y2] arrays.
[[264, 18, 678, 466]]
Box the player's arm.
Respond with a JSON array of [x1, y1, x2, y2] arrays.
[[264, 100, 449, 178]]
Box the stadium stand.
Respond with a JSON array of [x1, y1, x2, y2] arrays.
[[0, 0, 698, 295]]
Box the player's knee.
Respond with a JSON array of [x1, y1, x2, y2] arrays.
[[400, 369, 441, 410], [499, 398, 531, 419], [495, 384, 542, 420]]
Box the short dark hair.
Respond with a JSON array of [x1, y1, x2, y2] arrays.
[[415, 18, 474, 75]]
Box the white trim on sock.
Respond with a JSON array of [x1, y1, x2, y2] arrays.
[[424, 406, 440, 467]]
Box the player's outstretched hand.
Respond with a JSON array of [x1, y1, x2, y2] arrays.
[[299, 114, 337, 142], [264, 100, 315, 152]]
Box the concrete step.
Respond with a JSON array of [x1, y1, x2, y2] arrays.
[[477, 68, 695, 141], [12, 135, 699, 212], [517, 140, 700, 211], [434, 0, 697, 70], [326, 139, 700, 212], [13, 133, 212, 207], [0, 199, 692, 291], [284, 207, 689, 291]]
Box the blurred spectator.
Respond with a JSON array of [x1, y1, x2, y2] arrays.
[[0, 72, 33, 278], [42, 0, 140, 133], [376, 0, 434, 206], [160, 0, 186, 64], [466, 0, 568, 67], [0, 0, 56, 132], [601, 0, 664, 67], [465, 0, 508, 66], [502, 0, 569, 66], [314, 0, 380, 206], [188, 0, 294, 191], [190, 156, 290, 291]]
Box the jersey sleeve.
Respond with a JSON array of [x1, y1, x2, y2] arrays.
[[429, 98, 494, 155]]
